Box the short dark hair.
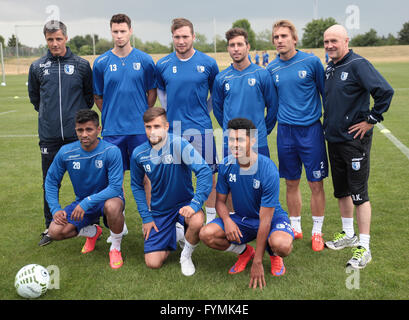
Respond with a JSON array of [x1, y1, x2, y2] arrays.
[[171, 18, 194, 35], [75, 109, 99, 127], [43, 20, 67, 37], [225, 27, 248, 44], [227, 118, 256, 138], [143, 107, 167, 123], [110, 13, 131, 29]]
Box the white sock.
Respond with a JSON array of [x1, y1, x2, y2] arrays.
[[342, 217, 355, 238], [359, 234, 370, 251], [205, 207, 216, 224], [290, 216, 302, 233], [181, 239, 198, 258], [312, 216, 324, 235], [109, 231, 122, 252], [225, 243, 246, 255], [78, 225, 97, 238], [176, 223, 185, 243]]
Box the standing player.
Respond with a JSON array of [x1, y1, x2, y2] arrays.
[[200, 118, 294, 290], [28, 20, 93, 246], [93, 13, 156, 201], [212, 27, 278, 159], [45, 110, 125, 269], [156, 18, 219, 224], [130, 107, 212, 276], [323, 25, 394, 268], [266, 20, 328, 251]]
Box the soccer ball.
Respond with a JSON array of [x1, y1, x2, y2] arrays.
[[14, 264, 50, 299]]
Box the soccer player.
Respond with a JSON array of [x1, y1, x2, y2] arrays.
[[45, 110, 125, 269], [262, 51, 270, 67], [254, 51, 260, 65], [323, 25, 394, 268], [28, 20, 93, 246], [266, 20, 328, 251], [93, 13, 156, 198], [156, 18, 219, 224], [199, 118, 294, 289], [212, 27, 278, 159], [130, 107, 213, 276]]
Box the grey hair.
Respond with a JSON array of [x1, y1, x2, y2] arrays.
[[43, 20, 67, 37]]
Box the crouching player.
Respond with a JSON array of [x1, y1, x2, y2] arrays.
[[199, 118, 294, 289], [45, 109, 125, 269], [130, 107, 212, 276]]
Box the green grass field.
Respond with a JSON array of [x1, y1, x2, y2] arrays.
[[0, 61, 408, 301]]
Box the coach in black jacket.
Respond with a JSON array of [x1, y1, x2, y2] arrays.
[[28, 20, 93, 246], [322, 24, 394, 269]]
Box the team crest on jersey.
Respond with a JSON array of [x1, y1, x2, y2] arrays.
[[313, 170, 322, 179], [133, 62, 141, 70], [298, 70, 307, 79], [163, 154, 173, 164], [352, 161, 360, 171], [197, 65, 205, 73], [95, 160, 103, 169], [341, 72, 349, 81], [64, 64, 74, 75], [248, 78, 256, 86], [253, 179, 260, 189]]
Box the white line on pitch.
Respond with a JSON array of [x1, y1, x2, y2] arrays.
[[0, 110, 16, 116], [0, 134, 37, 138], [376, 123, 409, 161]]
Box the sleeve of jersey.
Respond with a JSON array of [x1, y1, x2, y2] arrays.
[[215, 163, 229, 195], [82, 60, 94, 108], [155, 62, 166, 91], [130, 152, 153, 224], [314, 57, 325, 101], [355, 60, 394, 122], [28, 63, 40, 111], [181, 140, 213, 213], [211, 77, 224, 128], [263, 72, 278, 134], [79, 147, 124, 212], [144, 56, 157, 90], [44, 151, 66, 215], [208, 60, 220, 92], [260, 161, 280, 209], [92, 58, 104, 96]]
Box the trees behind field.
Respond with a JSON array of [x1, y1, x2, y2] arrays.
[[302, 17, 338, 48]]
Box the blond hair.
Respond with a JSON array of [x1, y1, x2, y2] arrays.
[[272, 20, 298, 44]]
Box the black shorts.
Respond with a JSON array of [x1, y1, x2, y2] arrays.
[[327, 133, 372, 205]]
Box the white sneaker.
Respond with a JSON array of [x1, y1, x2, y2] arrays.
[[180, 255, 195, 276], [107, 222, 128, 243], [346, 246, 372, 269]]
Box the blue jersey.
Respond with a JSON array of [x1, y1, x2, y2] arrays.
[[212, 63, 278, 148], [266, 50, 325, 126], [130, 133, 213, 224], [93, 48, 157, 136], [156, 50, 219, 134], [216, 154, 287, 220], [45, 139, 124, 214]]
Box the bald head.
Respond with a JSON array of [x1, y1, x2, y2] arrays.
[[324, 24, 348, 39], [324, 24, 350, 64]]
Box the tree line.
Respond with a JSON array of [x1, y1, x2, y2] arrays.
[[1, 18, 409, 56]]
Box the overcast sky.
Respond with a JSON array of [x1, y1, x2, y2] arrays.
[[0, 0, 408, 47]]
